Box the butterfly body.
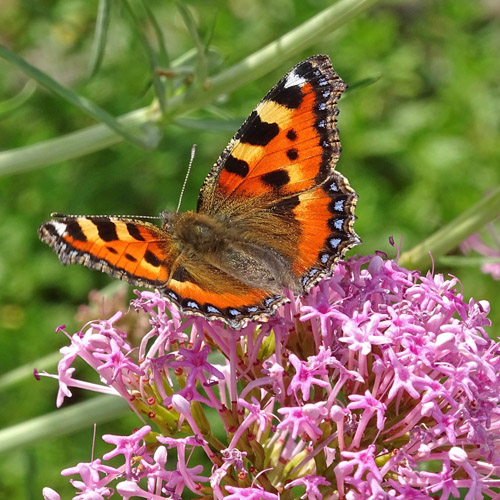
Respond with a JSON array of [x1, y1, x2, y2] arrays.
[[168, 210, 303, 294], [39, 55, 360, 329]]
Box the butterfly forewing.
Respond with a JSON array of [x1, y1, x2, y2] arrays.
[[197, 55, 346, 212], [39, 216, 176, 288]]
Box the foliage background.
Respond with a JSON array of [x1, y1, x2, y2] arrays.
[[0, 0, 499, 498]]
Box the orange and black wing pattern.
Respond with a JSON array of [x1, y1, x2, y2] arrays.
[[198, 54, 360, 293], [38, 216, 176, 288], [155, 256, 286, 328]]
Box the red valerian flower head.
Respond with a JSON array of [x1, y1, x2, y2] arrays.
[[42, 255, 500, 499]]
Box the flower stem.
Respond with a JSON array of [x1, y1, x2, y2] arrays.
[[399, 185, 500, 271], [0, 395, 127, 453]]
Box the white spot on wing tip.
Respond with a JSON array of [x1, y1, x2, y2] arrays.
[[284, 70, 307, 89], [50, 220, 68, 235]]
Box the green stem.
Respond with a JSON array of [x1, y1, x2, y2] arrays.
[[0, 395, 128, 453], [438, 256, 500, 267], [0, 352, 60, 390], [0, 0, 379, 176], [399, 186, 500, 271], [0, 106, 159, 176]]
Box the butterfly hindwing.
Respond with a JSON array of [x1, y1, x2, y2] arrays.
[[160, 257, 286, 328]]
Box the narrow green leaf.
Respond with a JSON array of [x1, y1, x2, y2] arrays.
[[139, 0, 170, 67], [0, 80, 36, 117], [0, 43, 158, 149], [139, 0, 172, 100], [203, 10, 218, 49], [88, 0, 112, 79], [175, 116, 242, 133], [176, 1, 209, 87], [347, 75, 381, 92], [121, 0, 167, 113]]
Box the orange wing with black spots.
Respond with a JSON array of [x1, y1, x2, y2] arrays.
[[198, 54, 359, 293], [39, 55, 360, 329], [39, 216, 177, 288], [198, 55, 344, 211]]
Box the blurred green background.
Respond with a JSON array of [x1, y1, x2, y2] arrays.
[[0, 0, 499, 498]]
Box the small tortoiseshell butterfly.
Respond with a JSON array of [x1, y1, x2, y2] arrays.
[[39, 55, 360, 329]]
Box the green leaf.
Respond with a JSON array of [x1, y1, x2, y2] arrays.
[[140, 0, 171, 104], [0, 43, 159, 149], [121, 0, 168, 113], [139, 0, 170, 68], [175, 116, 242, 133], [176, 1, 209, 88], [347, 75, 381, 92], [88, 0, 112, 79]]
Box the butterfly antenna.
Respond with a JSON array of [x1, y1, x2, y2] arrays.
[[50, 212, 163, 220], [176, 144, 196, 214]]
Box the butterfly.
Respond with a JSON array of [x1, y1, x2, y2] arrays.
[[39, 55, 360, 329]]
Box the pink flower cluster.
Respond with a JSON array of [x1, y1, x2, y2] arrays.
[[42, 254, 500, 499]]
